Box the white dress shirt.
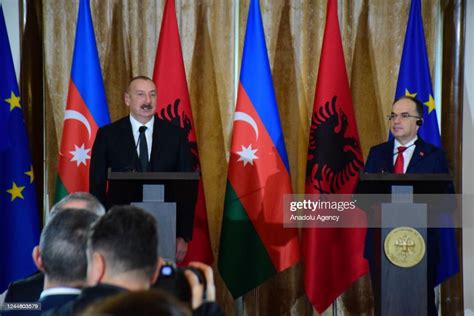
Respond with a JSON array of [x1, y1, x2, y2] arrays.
[[393, 136, 417, 173], [39, 287, 81, 300], [129, 115, 154, 161]]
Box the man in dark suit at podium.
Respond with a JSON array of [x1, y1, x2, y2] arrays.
[[364, 96, 458, 315], [89, 76, 193, 262], [365, 96, 449, 174]]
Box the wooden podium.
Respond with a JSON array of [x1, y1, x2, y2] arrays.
[[357, 173, 453, 316], [107, 171, 199, 261]]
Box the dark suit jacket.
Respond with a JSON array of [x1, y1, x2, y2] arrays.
[[364, 137, 449, 174], [363, 137, 458, 315], [4, 272, 44, 303], [45, 283, 126, 316], [89, 115, 194, 239], [39, 293, 78, 313]]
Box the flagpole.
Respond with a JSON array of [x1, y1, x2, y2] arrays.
[[43, 48, 49, 225], [233, 0, 239, 106], [231, 2, 242, 313]]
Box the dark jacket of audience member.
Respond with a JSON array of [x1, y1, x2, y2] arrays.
[[47, 205, 160, 316], [4, 192, 104, 304]]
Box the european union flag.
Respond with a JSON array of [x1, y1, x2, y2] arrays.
[[0, 5, 40, 291], [394, 0, 440, 146], [395, 0, 458, 288]]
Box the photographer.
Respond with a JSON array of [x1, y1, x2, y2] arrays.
[[155, 261, 223, 316], [184, 262, 223, 316], [84, 262, 223, 316]]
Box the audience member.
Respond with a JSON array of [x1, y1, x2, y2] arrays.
[[47, 205, 160, 315], [35, 209, 98, 312], [3, 193, 104, 304], [83, 289, 191, 316]]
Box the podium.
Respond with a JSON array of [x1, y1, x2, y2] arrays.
[[107, 171, 199, 261], [357, 173, 453, 316]]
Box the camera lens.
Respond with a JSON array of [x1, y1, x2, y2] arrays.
[[161, 265, 173, 276]]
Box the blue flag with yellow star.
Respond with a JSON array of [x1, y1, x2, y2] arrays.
[[395, 0, 458, 288], [394, 0, 440, 146], [0, 5, 40, 292]]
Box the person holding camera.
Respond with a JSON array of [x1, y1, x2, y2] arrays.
[[82, 261, 223, 316], [183, 262, 224, 316], [47, 204, 223, 316]]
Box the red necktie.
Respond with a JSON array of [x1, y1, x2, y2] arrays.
[[393, 146, 406, 174]]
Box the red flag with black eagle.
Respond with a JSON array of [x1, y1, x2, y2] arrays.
[[152, 0, 213, 265], [303, 0, 368, 312]]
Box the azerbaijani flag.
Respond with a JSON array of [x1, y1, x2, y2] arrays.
[[218, 0, 300, 298], [55, 0, 110, 201]]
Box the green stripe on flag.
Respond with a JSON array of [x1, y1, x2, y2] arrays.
[[218, 181, 276, 298], [54, 175, 69, 203]]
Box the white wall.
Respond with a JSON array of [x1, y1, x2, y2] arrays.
[[463, 0, 474, 311], [0, 0, 20, 81]]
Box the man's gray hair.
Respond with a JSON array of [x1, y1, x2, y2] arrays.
[[40, 208, 99, 283], [51, 192, 105, 216]]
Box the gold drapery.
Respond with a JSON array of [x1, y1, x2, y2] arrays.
[[38, 0, 446, 314]]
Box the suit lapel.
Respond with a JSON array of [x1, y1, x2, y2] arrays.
[[383, 140, 395, 173], [122, 118, 141, 171], [150, 115, 161, 170], [406, 138, 427, 173]]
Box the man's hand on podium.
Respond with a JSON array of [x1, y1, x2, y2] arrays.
[[176, 237, 188, 262]]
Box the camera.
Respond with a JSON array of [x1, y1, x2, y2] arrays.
[[153, 262, 206, 303]]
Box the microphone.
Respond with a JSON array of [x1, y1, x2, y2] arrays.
[[392, 139, 418, 156], [376, 140, 419, 173]]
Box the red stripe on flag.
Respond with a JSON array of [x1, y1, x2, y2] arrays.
[[57, 81, 99, 193], [227, 84, 300, 270]]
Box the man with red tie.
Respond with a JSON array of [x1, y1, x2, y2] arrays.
[[363, 96, 457, 315], [364, 96, 449, 175]]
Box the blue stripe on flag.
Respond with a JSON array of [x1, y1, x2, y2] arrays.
[[239, 0, 290, 172], [71, 0, 110, 127]]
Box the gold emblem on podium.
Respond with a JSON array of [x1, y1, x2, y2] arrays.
[[384, 227, 425, 268]]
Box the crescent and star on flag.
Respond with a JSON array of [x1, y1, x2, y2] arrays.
[[60, 109, 93, 167], [234, 111, 259, 167]]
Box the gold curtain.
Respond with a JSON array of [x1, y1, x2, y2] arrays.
[[41, 0, 441, 314]]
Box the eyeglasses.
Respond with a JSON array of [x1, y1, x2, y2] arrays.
[[387, 113, 422, 121]]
